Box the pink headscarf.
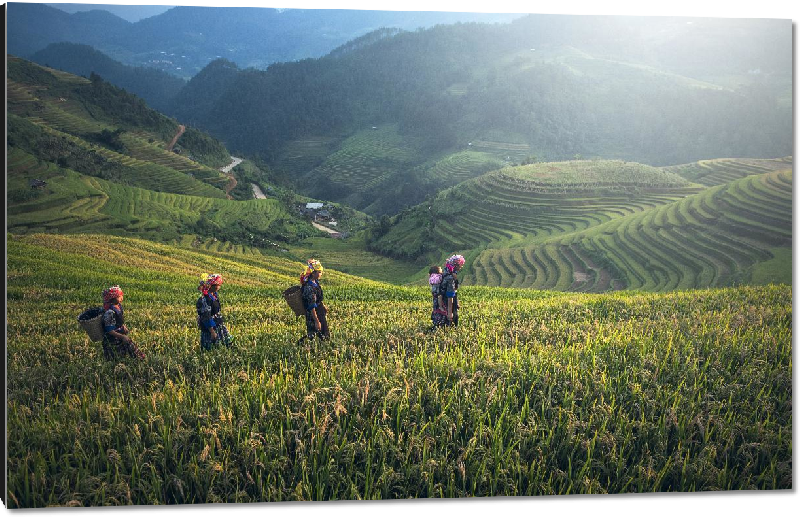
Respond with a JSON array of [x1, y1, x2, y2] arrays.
[[445, 254, 465, 273]]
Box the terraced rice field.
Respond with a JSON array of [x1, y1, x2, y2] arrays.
[[272, 136, 339, 175], [384, 161, 702, 254], [6, 150, 308, 242], [309, 126, 424, 193], [469, 139, 531, 162], [422, 150, 503, 186], [472, 167, 792, 291], [8, 77, 228, 198]]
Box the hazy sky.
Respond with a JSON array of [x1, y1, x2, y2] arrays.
[[45, 3, 174, 21]]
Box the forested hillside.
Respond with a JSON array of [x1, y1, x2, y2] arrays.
[[14, 9, 791, 218], [30, 43, 186, 113], [8, 3, 520, 78], [164, 14, 791, 216]]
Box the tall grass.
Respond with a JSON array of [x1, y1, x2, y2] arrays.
[[6, 234, 792, 507]]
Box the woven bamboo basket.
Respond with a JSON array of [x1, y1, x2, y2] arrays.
[[78, 307, 105, 342], [282, 285, 305, 317]]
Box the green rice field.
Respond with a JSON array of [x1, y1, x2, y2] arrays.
[[5, 233, 792, 506]]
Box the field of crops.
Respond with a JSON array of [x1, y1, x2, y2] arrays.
[[471, 167, 792, 291], [7, 59, 231, 197], [6, 151, 311, 245], [6, 233, 792, 507], [372, 160, 704, 258], [308, 125, 425, 194]]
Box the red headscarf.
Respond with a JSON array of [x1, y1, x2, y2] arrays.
[[102, 285, 124, 310], [198, 274, 223, 295]]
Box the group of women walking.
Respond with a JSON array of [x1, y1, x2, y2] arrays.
[[95, 254, 465, 360]]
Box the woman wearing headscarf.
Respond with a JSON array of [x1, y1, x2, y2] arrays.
[[441, 254, 465, 326], [300, 259, 330, 342], [101, 285, 145, 360], [196, 273, 233, 350]]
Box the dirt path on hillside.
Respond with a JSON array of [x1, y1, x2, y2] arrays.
[[166, 125, 185, 151], [251, 183, 267, 199], [220, 156, 243, 199], [312, 221, 339, 234]]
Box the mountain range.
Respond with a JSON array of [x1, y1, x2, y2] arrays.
[[8, 3, 522, 78]]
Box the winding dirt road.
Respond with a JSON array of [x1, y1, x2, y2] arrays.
[[251, 183, 267, 199], [166, 125, 185, 151], [220, 156, 243, 199]]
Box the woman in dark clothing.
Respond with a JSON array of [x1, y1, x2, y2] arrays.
[[441, 254, 465, 327], [300, 259, 329, 342], [101, 285, 145, 360], [197, 273, 233, 350], [429, 265, 447, 328]]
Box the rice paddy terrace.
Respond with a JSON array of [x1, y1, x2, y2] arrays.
[[470, 162, 792, 291], [373, 160, 701, 255], [373, 158, 792, 292], [6, 146, 313, 245], [7, 57, 229, 198], [285, 126, 509, 214], [5, 233, 792, 505]]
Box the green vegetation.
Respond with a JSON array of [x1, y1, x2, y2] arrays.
[[176, 16, 790, 212], [6, 147, 315, 246], [7, 57, 229, 171], [471, 167, 792, 291], [6, 233, 792, 506], [370, 160, 702, 262]]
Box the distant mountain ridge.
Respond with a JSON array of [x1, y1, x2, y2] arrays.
[[8, 3, 522, 78]]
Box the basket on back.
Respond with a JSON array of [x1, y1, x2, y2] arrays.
[[78, 307, 105, 342], [282, 285, 305, 317]]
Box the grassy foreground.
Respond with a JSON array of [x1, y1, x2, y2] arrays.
[[6, 234, 792, 506]]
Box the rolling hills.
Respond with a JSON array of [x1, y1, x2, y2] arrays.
[[371, 157, 792, 290], [5, 57, 320, 251]]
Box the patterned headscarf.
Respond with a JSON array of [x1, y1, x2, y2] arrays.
[[300, 259, 324, 284], [102, 285, 124, 309], [198, 273, 223, 295], [445, 254, 466, 273]]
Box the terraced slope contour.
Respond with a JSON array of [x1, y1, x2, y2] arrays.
[[472, 164, 792, 291]]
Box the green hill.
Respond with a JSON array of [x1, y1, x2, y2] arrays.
[[6, 233, 792, 505], [5, 57, 329, 251], [370, 157, 792, 291], [470, 165, 792, 291], [371, 160, 701, 259]]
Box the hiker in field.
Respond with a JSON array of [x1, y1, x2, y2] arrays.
[[441, 254, 465, 327], [299, 259, 330, 342], [101, 285, 145, 360], [196, 273, 234, 350], [429, 265, 447, 328]]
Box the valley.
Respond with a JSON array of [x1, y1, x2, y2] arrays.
[[3, 7, 794, 506]]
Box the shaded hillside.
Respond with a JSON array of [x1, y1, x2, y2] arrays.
[[172, 15, 790, 216], [8, 3, 521, 78], [7, 56, 230, 169], [30, 43, 186, 113], [5, 58, 312, 247]]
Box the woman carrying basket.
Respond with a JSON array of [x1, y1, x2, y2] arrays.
[[101, 285, 145, 360], [299, 259, 329, 343]]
